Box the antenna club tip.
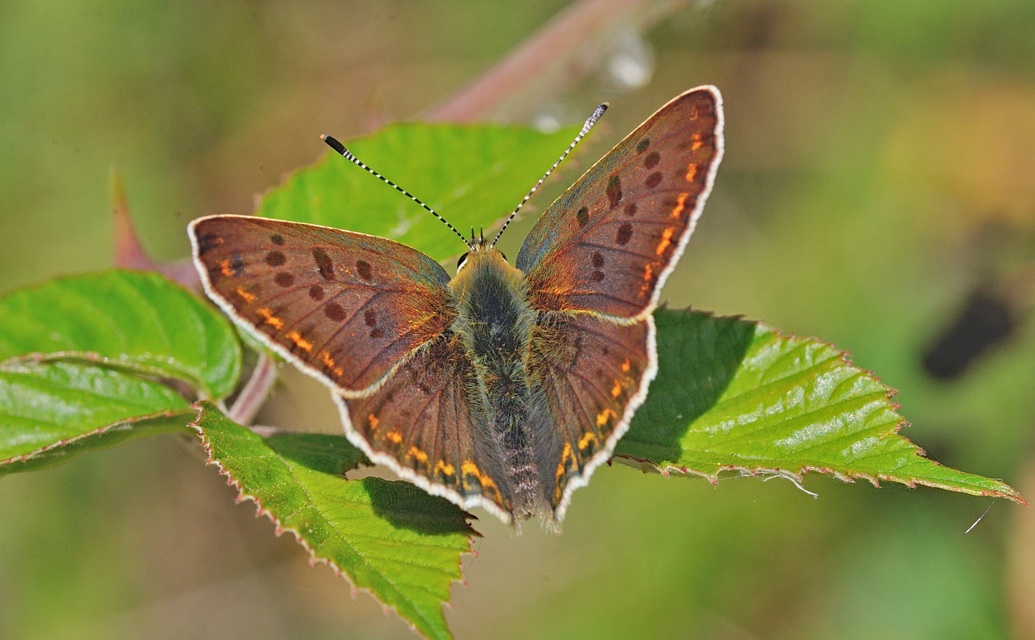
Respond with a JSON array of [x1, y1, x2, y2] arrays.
[[322, 134, 347, 155]]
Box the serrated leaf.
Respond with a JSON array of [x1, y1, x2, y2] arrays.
[[0, 270, 241, 399], [259, 123, 583, 261], [0, 360, 190, 465], [617, 309, 1024, 503], [191, 403, 475, 640], [264, 432, 370, 474], [0, 410, 192, 476]]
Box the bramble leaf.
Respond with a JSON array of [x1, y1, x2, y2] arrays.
[[0, 270, 240, 398], [0, 270, 239, 473], [0, 360, 190, 469], [191, 403, 475, 640], [618, 310, 1024, 504]]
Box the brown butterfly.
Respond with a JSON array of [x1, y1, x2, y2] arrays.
[[188, 86, 724, 526]]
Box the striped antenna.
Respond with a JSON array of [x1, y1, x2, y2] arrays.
[[490, 102, 609, 247], [321, 134, 469, 246]]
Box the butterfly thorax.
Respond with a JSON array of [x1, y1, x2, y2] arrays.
[[448, 247, 544, 518]]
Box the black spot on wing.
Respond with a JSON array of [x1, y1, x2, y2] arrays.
[[606, 174, 622, 209], [616, 223, 633, 246], [313, 248, 335, 280], [356, 259, 373, 281]]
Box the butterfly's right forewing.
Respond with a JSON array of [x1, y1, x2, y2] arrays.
[[517, 87, 723, 319]]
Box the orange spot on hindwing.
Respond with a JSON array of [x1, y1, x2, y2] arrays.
[[407, 446, 428, 464], [578, 432, 598, 451], [655, 227, 675, 256], [234, 287, 256, 304], [685, 162, 699, 183], [555, 442, 576, 498], [670, 192, 690, 219], [256, 307, 284, 330], [285, 330, 313, 353], [443, 460, 500, 498]]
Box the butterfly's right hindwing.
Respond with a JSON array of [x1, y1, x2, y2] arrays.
[[526, 312, 654, 520]]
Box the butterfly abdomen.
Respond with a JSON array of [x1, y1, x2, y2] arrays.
[[451, 248, 547, 518]]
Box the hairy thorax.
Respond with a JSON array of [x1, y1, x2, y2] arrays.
[[448, 247, 544, 516]]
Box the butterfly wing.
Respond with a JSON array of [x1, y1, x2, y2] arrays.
[[192, 215, 517, 519], [516, 86, 724, 319], [335, 330, 515, 522], [527, 313, 653, 521], [518, 86, 724, 520], [189, 215, 455, 393]]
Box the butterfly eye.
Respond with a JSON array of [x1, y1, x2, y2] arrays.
[[456, 252, 469, 270]]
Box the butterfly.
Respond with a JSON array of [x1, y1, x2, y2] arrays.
[[188, 86, 724, 527]]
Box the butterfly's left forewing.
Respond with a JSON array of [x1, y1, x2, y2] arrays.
[[189, 215, 455, 394]]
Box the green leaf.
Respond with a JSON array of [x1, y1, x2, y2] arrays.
[[0, 270, 241, 399], [259, 122, 583, 261], [617, 309, 1025, 503], [192, 403, 475, 640], [0, 360, 190, 466], [263, 431, 370, 474], [0, 409, 191, 476]]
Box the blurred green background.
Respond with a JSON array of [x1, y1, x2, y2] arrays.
[[2, 1, 1034, 638]]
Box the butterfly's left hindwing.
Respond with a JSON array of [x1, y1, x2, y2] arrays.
[[336, 331, 516, 523], [189, 215, 455, 393]]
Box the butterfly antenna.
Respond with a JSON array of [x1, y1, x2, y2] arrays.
[[490, 102, 608, 247], [321, 134, 469, 246]]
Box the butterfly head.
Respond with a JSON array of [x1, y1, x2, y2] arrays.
[[457, 227, 507, 273]]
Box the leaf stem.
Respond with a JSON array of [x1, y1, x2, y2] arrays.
[[228, 352, 278, 426]]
